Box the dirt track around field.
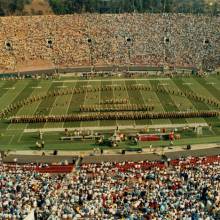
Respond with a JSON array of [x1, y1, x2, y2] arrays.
[[3, 143, 220, 164]]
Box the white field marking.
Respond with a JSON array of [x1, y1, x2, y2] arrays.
[[57, 85, 67, 88], [123, 80, 136, 127], [182, 82, 192, 85], [151, 82, 172, 124], [98, 80, 101, 127], [44, 83, 66, 128], [62, 82, 77, 127], [80, 81, 89, 128], [2, 81, 30, 111], [23, 122, 209, 133], [172, 82, 208, 124], [53, 78, 171, 83], [8, 134, 15, 145], [106, 84, 120, 87], [15, 84, 51, 131], [83, 85, 92, 87], [163, 82, 191, 123], [151, 83, 166, 111], [136, 80, 152, 124], [31, 86, 42, 89], [4, 87, 15, 90], [111, 80, 118, 126], [206, 82, 216, 85], [7, 82, 51, 131], [158, 83, 168, 86], [17, 131, 25, 143]]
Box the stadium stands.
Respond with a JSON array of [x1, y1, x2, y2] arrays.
[[35, 164, 74, 173], [0, 14, 220, 72], [1, 156, 220, 219]]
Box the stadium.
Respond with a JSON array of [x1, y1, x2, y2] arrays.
[[1, 1, 220, 220]]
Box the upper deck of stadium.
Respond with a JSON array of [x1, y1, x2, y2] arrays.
[[0, 13, 220, 72]]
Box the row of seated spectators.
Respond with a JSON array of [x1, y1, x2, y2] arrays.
[[0, 155, 220, 219], [0, 14, 220, 72], [1, 163, 74, 173]]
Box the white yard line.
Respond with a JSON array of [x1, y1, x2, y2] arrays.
[[123, 80, 136, 127], [8, 135, 15, 145], [62, 83, 77, 128], [182, 82, 192, 85], [135, 80, 153, 125], [17, 131, 24, 143], [53, 78, 171, 83], [149, 82, 170, 124], [56, 85, 67, 88], [162, 84, 191, 123], [31, 86, 42, 89], [80, 81, 89, 128], [166, 81, 205, 125], [206, 82, 216, 85], [6, 83, 41, 130], [106, 84, 120, 87], [158, 83, 168, 86], [4, 87, 15, 90], [98, 81, 101, 127], [12, 84, 52, 141], [18, 87, 49, 132], [24, 122, 209, 133], [44, 84, 64, 128], [1, 82, 29, 110], [184, 78, 220, 125], [111, 80, 118, 127]]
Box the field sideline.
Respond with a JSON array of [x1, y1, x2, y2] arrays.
[[0, 75, 219, 150]]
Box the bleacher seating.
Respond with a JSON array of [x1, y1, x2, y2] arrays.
[[0, 14, 219, 72]]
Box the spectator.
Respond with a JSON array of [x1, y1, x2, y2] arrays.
[[1, 155, 220, 219], [0, 14, 219, 72]]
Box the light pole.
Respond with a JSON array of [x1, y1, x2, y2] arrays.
[[163, 0, 167, 13], [209, 1, 214, 16]]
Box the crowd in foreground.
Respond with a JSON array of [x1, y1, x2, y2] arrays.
[[0, 155, 220, 219]]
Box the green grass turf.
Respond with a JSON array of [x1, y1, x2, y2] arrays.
[[99, 80, 116, 127], [150, 80, 187, 124], [0, 75, 219, 151], [125, 80, 151, 126]]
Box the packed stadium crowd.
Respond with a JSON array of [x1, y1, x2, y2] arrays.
[[1, 156, 220, 219], [0, 14, 220, 71]]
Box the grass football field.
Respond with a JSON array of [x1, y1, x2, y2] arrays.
[[0, 75, 220, 151]]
